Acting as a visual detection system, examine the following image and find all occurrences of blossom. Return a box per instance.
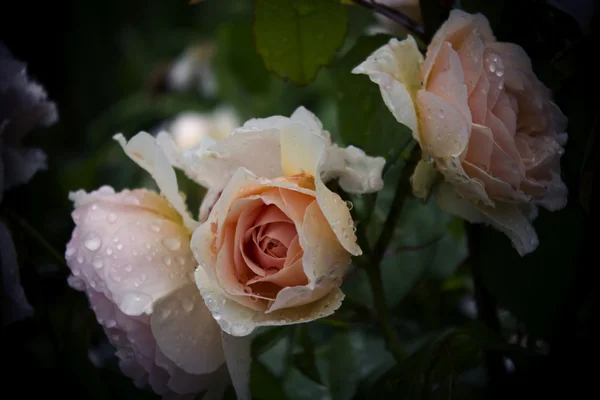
[65,183,249,397]
[118,106,385,336]
[169,107,239,152]
[353,10,568,255]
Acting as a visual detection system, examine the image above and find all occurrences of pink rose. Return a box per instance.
[115,107,385,336]
[353,10,568,255]
[65,187,249,399]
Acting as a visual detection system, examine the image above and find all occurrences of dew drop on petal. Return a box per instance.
[162,237,181,251]
[106,248,113,256]
[107,213,118,223]
[77,255,84,264]
[125,264,133,272]
[93,259,104,269]
[150,223,161,233]
[181,298,194,312]
[161,308,172,320]
[345,201,353,210]
[106,320,117,328]
[163,256,172,266]
[66,247,76,257]
[84,233,102,251]
[176,256,186,265]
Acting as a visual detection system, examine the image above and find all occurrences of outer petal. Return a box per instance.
[195,266,344,336]
[114,132,198,231]
[66,187,194,316]
[322,145,385,194]
[279,122,362,256]
[151,284,225,375]
[352,36,423,138]
[436,182,539,255]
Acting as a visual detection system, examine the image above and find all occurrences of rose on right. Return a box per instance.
[353,9,568,255]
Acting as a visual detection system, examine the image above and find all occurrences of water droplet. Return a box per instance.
[106,319,117,328]
[116,243,123,250]
[77,255,84,264]
[439,110,445,119]
[73,269,81,276]
[107,213,118,223]
[344,200,353,210]
[90,281,97,288]
[145,243,151,250]
[91,203,98,211]
[124,264,133,272]
[93,259,104,269]
[66,247,76,257]
[495,69,504,77]
[162,237,181,251]
[84,233,102,251]
[106,248,113,256]
[181,298,194,312]
[161,308,172,320]
[118,292,152,315]
[112,237,119,243]
[163,256,172,266]
[489,63,497,73]
[176,256,186,265]
[150,223,160,233]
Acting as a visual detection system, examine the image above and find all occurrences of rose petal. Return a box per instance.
[416,90,470,158]
[151,284,225,375]
[410,158,441,200]
[352,36,423,139]
[194,266,344,336]
[465,123,494,169]
[322,145,386,194]
[114,132,198,231]
[426,42,471,124]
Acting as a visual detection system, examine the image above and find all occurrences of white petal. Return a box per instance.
[114,132,198,231]
[195,267,344,336]
[322,145,385,194]
[352,36,423,139]
[221,332,252,400]
[151,283,225,375]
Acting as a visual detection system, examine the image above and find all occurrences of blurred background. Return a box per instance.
[1,0,598,399]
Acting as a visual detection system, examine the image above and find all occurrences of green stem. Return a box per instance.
[359,154,418,363]
[3,209,68,269]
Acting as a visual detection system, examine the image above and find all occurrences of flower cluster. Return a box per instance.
[65,107,385,398]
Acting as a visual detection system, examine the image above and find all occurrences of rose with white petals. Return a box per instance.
[353,10,568,256]
[169,107,239,152]
[65,186,250,399]
[116,106,385,336]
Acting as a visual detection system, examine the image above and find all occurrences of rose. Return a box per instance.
[65,185,250,399]
[169,107,239,152]
[118,106,385,336]
[353,10,568,255]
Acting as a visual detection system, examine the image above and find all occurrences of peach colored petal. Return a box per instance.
[465,124,494,169]
[248,258,307,288]
[426,42,471,124]
[410,158,441,200]
[194,267,344,336]
[468,71,490,124]
[416,90,470,158]
[489,142,522,188]
[485,110,521,161]
[493,92,517,136]
[259,222,296,248]
[279,189,316,230]
[483,49,506,111]
[456,28,485,96]
[284,235,303,268]
[235,203,264,278]
[254,204,291,226]
[463,161,528,202]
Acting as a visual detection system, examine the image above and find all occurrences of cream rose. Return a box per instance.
[117,106,385,336]
[353,10,568,255]
[65,185,250,399]
[169,107,239,152]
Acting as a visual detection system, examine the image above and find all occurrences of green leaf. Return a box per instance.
[317,330,362,400]
[250,361,289,400]
[251,326,289,358]
[479,205,584,337]
[368,321,536,399]
[291,325,323,384]
[334,34,413,159]
[254,0,349,84]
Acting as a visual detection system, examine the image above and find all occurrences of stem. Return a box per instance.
[359,156,418,363]
[352,0,427,42]
[467,223,508,387]
[3,209,68,269]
